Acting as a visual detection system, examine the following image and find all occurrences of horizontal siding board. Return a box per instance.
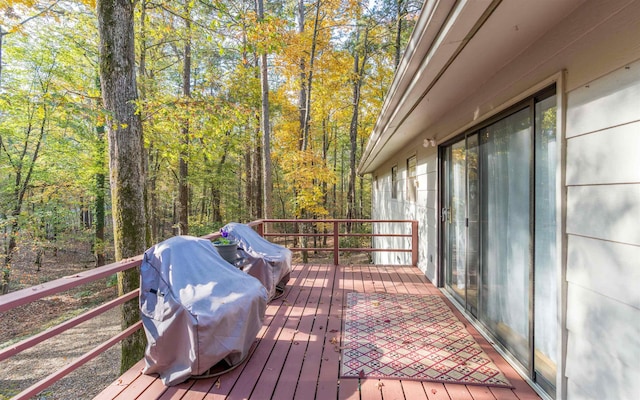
[566,184,640,245]
[566,121,640,185]
[566,59,640,138]
[566,285,640,400]
[567,235,640,308]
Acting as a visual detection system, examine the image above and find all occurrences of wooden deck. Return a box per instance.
[95,264,541,400]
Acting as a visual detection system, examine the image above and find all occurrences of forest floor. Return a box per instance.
[0,234,372,399]
[0,236,120,400]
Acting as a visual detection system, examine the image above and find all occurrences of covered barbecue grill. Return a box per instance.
[222,222,292,301]
[139,235,268,386]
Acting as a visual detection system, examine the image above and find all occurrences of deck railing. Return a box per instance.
[0,218,418,399]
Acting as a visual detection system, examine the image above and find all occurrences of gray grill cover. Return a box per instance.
[139,235,267,386]
[222,223,292,301]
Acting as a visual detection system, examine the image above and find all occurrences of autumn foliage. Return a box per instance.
[0,0,422,285]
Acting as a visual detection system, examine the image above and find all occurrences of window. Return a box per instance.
[407,156,416,202]
[391,165,398,199]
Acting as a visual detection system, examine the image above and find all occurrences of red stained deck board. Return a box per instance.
[293,265,337,399]
[136,378,169,399]
[275,264,327,399]
[359,379,384,399]
[315,264,346,400]
[466,385,498,400]
[490,387,521,400]
[221,265,317,399]
[94,359,147,399]
[423,382,451,400]
[379,379,408,399]
[400,380,430,399]
[249,264,319,399]
[269,265,323,400]
[337,265,360,400]
[165,379,213,400]
[98,264,542,400]
[442,383,475,400]
[112,368,158,399]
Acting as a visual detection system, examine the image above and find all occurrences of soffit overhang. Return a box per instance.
[358,0,584,175]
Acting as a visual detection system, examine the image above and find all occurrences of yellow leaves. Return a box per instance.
[6,0,37,7]
[275,144,337,217]
[8,24,24,34]
[246,13,288,54]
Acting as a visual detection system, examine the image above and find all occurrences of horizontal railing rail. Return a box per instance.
[257,218,418,266]
[0,218,418,399]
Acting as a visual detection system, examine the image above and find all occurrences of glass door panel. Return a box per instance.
[478,107,532,366]
[444,140,467,303]
[534,95,558,391]
[466,134,479,316]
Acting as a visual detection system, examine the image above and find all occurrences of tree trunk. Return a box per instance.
[297,0,306,151]
[394,0,405,69]
[0,29,4,89]
[347,26,370,231]
[208,132,229,224]
[245,141,253,219]
[347,46,361,227]
[97,0,147,373]
[95,115,107,266]
[178,1,192,235]
[1,97,46,294]
[92,76,107,267]
[254,130,263,218]
[300,0,321,151]
[256,0,272,219]
[138,0,152,246]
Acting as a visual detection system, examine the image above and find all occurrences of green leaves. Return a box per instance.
[1,0,420,247]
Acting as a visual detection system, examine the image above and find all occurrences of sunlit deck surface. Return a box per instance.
[95,264,541,400]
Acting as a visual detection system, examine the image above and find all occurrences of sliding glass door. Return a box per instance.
[440,88,558,397]
[479,106,532,366]
[443,140,468,307]
[443,136,479,316]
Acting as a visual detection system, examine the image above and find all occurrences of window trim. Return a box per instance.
[391,165,398,199]
[407,155,417,202]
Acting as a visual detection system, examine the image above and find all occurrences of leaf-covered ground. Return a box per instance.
[0,236,119,399]
[0,236,117,346]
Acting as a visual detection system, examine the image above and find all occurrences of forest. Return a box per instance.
[0,0,422,295]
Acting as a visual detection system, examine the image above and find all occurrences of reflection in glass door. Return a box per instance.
[443,137,478,315]
[533,95,558,392]
[440,88,558,398]
[466,134,479,315]
[443,141,466,305]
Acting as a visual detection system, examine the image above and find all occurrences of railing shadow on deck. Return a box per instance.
[0,218,418,399]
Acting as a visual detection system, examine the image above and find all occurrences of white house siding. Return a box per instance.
[564,60,640,400]
[371,142,438,280]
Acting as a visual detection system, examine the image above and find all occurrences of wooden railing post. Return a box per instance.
[256,220,264,237]
[412,220,419,266]
[333,220,339,265]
